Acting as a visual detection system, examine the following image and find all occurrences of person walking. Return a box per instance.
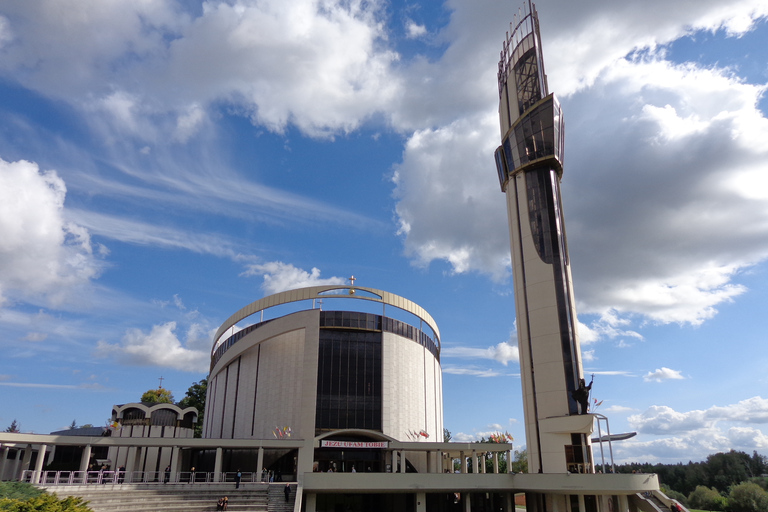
[284,484,291,502]
[235,469,241,489]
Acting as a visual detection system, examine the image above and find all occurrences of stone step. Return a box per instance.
[46,486,279,512]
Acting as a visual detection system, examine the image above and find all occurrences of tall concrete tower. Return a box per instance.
[494,2,594,475]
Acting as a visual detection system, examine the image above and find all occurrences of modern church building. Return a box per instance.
[0,2,685,512]
[204,285,445,479]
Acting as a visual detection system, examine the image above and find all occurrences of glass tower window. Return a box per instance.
[315,328,382,432]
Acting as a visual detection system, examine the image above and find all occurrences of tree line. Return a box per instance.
[616,450,768,511]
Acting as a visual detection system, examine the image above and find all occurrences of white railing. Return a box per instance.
[22,470,281,486]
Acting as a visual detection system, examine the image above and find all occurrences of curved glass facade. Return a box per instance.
[315,328,382,432]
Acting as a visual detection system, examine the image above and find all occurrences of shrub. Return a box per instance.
[0,483,44,501]
[0,493,92,512]
[726,482,768,512]
[662,486,688,507]
[688,485,726,511]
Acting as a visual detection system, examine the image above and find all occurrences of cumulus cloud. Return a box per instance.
[389,0,768,331]
[0,0,400,138]
[392,113,510,281]
[643,367,685,382]
[242,261,347,295]
[4,0,765,332]
[95,321,209,372]
[611,396,768,462]
[538,0,768,95]
[728,426,768,449]
[629,396,768,435]
[0,157,103,308]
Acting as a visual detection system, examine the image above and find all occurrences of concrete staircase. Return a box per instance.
[268,484,296,512]
[43,483,296,512]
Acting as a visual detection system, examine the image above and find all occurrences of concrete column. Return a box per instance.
[426,451,432,473]
[502,492,513,512]
[33,444,47,483]
[213,447,223,482]
[416,491,426,512]
[79,445,91,473]
[618,494,629,512]
[125,446,143,483]
[256,447,264,475]
[19,445,33,480]
[460,451,466,473]
[507,450,512,472]
[463,492,472,512]
[482,452,487,474]
[170,447,181,482]
[134,447,144,482]
[493,452,499,474]
[0,447,8,481]
[10,451,20,481]
[305,493,316,512]
[471,450,478,474]
[124,446,136,482]
[578,494,586,512]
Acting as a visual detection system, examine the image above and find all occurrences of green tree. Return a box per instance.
[707,451,752,494]
[443,428,452,443]
[472,433,515,474]
[178,378,207,438]
[688,485,726,511]
[509,449,528,474]
[4,420,19,433]
[68,420,77,430]
[726,482,768,512]
[140,387,174,404]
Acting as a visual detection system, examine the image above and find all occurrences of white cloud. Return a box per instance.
[613,397,768,462]
[241,262,347,295]
[452,426,517,443]
[22,332,48,342]
[728,427,768,449]
[392,113,510,281]
[538,0,768,95]
[174,103,207,142]
[602,405,636,414]
[628,396,768,436]
[66,208,244,259]
[0,157,103,307]
[442,341,519,366]
[0,15,12,47]
[441,366,504,378]
[643,367,685,382]
[0,0,400,138]
[95,321,209,373]
[389,1,768,329]
[405,20,427,39]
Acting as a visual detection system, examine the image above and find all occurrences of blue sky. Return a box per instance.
[1,0,767,465]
